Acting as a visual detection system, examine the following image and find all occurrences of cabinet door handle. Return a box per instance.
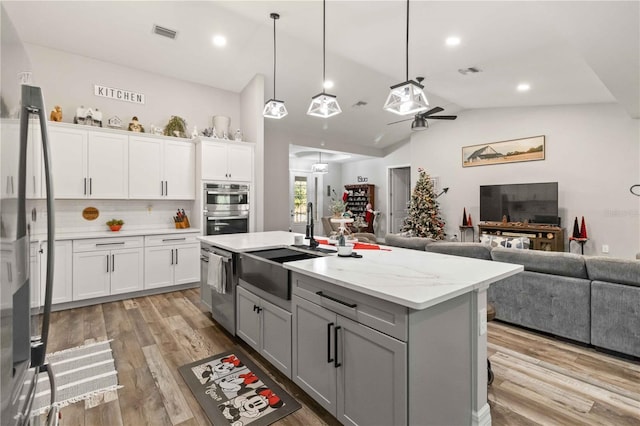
[33,175,36,194]
[161,181,164,196]
[111,254,115,272]
[170,249,174,265]
[11,176,14,193]
[89,177,92,195]
[334,326,341,368]
[327,322,334,363]
[165,181,168,196]
[106,255,109,272]
[175,248,178,264]
[84,178,87,195]
[316,291,357,309]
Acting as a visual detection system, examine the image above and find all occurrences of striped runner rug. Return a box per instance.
[31,340,121,416]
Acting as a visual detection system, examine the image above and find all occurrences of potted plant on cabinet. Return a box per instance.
[106,219,124,232]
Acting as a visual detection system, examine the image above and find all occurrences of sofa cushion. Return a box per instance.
[584,257,640,287]
[384,233,434,251]
[490,247,588,279]
[488,271,591,344]
[591,280,640,357]
[425,242,492,260]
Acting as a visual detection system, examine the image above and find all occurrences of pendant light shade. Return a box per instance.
[264,13,288,119]
[307,0,341,118]
[308,93,342,118]
[311,152,329,174]
[383,0,429,116]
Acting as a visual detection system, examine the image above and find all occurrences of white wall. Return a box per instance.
[339,141,412,237]
[410,103,640,259]
[25,44,241,136]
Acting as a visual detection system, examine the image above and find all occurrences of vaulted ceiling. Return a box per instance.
[4,1,638,150]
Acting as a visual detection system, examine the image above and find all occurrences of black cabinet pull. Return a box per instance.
[111,254,115,272]
[84,178,87,195]
[316,291,357,308]
[170,249,174,265]
[106,255,109,272]
[334,326,341,368]
[160,180,164,196]
[89,177,92,195]
[327,322,334,363]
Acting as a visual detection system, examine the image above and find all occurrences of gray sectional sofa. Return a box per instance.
[383,234,640,358]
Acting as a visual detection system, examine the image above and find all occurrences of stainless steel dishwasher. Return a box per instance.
[200,243,236,335]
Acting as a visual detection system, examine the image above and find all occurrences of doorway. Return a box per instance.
[289,171,321,234]
[388,166,411,234]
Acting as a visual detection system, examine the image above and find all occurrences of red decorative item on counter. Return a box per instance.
[468,214,472,226]
[343,190,349,202]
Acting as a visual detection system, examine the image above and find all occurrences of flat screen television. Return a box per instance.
[480,182,559,224]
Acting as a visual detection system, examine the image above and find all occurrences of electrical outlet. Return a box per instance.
[479,308,487,335]
[602,244,609,253]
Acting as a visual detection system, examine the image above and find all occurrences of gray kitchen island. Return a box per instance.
[199,231,522,426]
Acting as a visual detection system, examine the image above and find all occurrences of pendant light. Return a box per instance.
[383,0,429,116]
[307,0,341,118]
[311,152,329,174]
[263,13,288,119]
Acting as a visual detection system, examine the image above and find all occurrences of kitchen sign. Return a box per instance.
[94,84,145,104]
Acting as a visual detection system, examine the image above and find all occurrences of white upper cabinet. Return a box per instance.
[199,139,253,182]
[129,135,195,199]
[49,125,128,199]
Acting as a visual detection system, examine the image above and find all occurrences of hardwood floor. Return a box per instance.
[42,289,640,425]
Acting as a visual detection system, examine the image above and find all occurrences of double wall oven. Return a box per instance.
[203,183,249,235]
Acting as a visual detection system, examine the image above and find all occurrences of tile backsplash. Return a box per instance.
[29,199,196,234]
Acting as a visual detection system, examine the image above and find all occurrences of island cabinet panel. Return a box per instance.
[292,277,408,425]
[236,285,292,378]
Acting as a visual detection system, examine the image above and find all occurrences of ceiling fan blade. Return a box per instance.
[427,115,457,120]
[387,117,414,125]
[421,106,444,116]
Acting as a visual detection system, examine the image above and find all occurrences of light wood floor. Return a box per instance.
[42,289,640,425]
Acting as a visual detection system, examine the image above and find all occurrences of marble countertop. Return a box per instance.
[198,231,306,252]
[31,227,201,242]
[199,231,523,310]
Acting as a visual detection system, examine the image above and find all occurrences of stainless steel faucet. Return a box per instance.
[306,202,319,248]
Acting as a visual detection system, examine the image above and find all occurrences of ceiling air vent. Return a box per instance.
[153,24,178,40]
[458,66,482,75]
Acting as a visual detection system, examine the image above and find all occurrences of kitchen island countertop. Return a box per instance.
[198,231,522,310]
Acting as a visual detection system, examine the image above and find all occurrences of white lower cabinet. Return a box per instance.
[144,233,200,289]
[236,285,292,378]
[40,240,73,305]
[72,237,143,301]
[292,280,407,425]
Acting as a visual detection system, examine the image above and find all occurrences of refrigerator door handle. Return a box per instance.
[21,85,56,368]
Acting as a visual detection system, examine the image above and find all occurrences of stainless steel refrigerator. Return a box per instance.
[1,5,57,425]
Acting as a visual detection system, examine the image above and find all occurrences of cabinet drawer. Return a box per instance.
[144,233,199,247]
[73,236,143,252]
[292,272,408,341]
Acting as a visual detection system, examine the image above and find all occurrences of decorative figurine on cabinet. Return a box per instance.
[107,116,122,129]
[128,116,145,132]
[49,105,62,122]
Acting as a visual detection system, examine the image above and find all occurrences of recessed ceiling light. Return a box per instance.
[212,35,227,47]
[517,83,531,92]
[323,80,334,89]
[446,36,461,46]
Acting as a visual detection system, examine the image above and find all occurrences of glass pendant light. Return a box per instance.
[311,152,329,174]
[383,0,429,116]
[307,0,341,118]
[263,13,288,119]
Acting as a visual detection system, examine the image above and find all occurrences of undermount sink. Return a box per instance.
[248,247,322,264]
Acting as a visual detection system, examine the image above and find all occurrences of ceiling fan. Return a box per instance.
[387,79,457,131]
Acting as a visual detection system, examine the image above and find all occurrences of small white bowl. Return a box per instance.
[337,244,354,257]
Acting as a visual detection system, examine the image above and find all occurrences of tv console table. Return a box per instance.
[478,222,565,252]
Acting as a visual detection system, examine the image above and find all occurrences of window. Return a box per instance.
[293,177,307,223]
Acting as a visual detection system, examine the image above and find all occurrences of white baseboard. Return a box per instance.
[472,403,492,426]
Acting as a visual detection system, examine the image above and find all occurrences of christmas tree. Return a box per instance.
[400,168,446,239]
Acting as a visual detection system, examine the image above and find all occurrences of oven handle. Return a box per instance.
[206,216,248,220]
[207,191,249,195]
